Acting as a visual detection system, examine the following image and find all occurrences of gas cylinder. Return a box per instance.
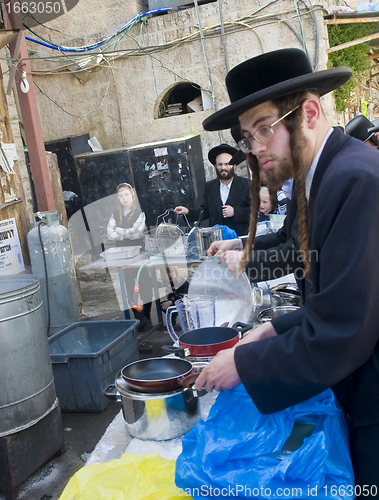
[27,211,80,336]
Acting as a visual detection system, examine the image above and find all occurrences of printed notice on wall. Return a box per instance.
[0,218,25,275]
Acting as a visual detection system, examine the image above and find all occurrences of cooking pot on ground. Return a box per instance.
[162,321,253,358]
[104,361,208,440]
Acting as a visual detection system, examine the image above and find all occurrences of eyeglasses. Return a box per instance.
[238,105,300,153]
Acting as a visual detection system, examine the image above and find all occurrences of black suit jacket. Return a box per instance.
[235,128,379,428]
[188,175,251,236]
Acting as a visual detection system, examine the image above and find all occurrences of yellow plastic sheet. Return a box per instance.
[59,452,193,500]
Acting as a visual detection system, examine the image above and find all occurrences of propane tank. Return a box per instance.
[27,211,80,336]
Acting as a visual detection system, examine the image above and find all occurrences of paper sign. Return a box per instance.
[154,147,168,157]
[0,143,17,174]
[0,217,25,275]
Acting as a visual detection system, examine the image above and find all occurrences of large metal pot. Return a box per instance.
[105,364,207,440]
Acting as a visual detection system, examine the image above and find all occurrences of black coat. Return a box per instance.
[235,127,379,428]
[188,175,251,236]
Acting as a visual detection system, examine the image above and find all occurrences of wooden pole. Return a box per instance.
[2,4,55,211]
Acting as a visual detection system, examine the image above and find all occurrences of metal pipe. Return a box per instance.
[193,0,216,110]
[218,0,229,73]
[193,0,223,141]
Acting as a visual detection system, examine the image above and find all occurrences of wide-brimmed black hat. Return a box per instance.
[345,115,379,142]
[203,48,352,131]
[208,144,239,165]
[229,128,246,166]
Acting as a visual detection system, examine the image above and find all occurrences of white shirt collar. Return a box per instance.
[220,179,233,205]
[305,127,333,200]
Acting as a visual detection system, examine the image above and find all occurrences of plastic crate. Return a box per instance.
[48,320,139,412]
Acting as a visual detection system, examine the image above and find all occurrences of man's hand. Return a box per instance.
[115,227,124,235]
[195,322,277,393]
[222,205,234,218]
[207,239,241,258]
[195,347,240,393]
[223,250,244,272]
[174,206,189,215]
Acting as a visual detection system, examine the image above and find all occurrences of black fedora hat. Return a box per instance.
[208,144,239,165]
[345,115,379,142]
[203,48,352,131]
[229,128,246,166]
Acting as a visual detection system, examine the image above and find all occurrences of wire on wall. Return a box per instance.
[15,1,323,118]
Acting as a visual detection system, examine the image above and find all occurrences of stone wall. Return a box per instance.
[27,0,332,180]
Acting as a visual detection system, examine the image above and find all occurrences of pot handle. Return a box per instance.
[161,345,188,357]
[231,321,253,338]
[104,384,121,402]
[252,286,264,308]
[166,305,180,343]
[180,372,206,397]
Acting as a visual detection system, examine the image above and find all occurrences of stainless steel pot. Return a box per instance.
[195,227,223,259]
[257,306,300,323]
[270,283,301,307]
[105,363,207,441]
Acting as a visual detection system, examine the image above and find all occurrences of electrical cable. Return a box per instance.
[23,7,187,52]
[125,32,206,93]
[299,0,320,69]
[294,0,310,61]
[13,4,323,70]
[16,1,322,118]
[32,65,113,118]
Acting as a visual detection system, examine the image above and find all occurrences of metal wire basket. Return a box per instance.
[144,210,190,258]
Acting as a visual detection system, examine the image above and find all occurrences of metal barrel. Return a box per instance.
[0,274,57,437]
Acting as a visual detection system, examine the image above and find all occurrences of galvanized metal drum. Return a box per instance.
[0,274,57,437]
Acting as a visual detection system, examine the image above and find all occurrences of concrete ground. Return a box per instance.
[7,268,172,500]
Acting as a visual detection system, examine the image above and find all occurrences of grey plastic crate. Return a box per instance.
[48,320,139,412]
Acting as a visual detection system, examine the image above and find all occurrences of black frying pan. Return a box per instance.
[121,357,198,393]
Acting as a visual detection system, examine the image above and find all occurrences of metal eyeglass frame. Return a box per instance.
[238,105,301,153]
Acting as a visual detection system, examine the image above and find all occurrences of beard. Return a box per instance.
[263,159,294,191]
[216,168,235,181]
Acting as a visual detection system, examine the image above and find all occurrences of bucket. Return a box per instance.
[0,275,57,437]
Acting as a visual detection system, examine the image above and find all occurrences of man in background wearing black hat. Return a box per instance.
[174,144,250,236]
[196,48,379,490]
[345,114,379,149]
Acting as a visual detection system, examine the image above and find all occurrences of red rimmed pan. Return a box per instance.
[120,357,199,393]
[163,321,252,358]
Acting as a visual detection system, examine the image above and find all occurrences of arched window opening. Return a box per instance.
[157,82,208,118]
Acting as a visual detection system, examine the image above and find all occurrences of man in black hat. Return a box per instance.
[345,114,379,149]
[174,144,250,236]
[196,48,379,489]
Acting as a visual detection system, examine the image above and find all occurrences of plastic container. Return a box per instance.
[48,320,139,412]
[100,246,141,262]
